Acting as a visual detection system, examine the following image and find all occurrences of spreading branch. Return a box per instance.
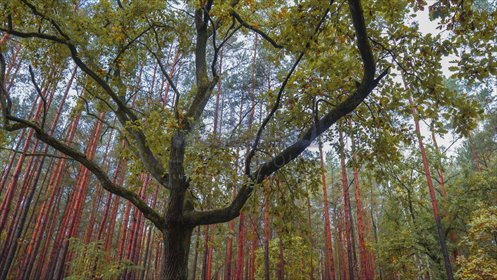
[5,115,166,229]
[231,11,283,49]
[189,0,388,226]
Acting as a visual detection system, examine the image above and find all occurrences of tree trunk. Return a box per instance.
[161,226,193,280]
[408,95,454,280]
[263,189,271,280]
[192,227,201,280]
[318,140,335,280]
[468,135,481,172]
[349,119,371,280]
[431,127,459,260]
[338,127,355,280]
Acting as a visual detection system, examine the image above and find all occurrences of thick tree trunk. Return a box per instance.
[161,226,193,280]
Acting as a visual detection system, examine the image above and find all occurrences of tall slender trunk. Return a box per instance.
[235,213,245,280]
[431,127,459,260]
[163,47,181,108]
[84,132,114,244]
[24,114,80,279]
[318,140,335,280]
[349,120,371,280]
[0,129,28,193]
[201,225,210,280]
[337,207,347,280]
[249,218,258,280]
[104,157,128,253]
[192,226,201,280]
[408,96,454,280]
[468,135,481,172]
[119,201,133,261]
[225,194,235,280]
[140,183,160,280]
[263,189,271,280]
[56,113,106,279]
[0,88,49,232]
[276,235,284,280]
[0,151,52,279]
[306,194,315,280]
[338,128,354,280]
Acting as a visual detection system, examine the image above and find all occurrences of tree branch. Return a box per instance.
[230,11,283,49]
[4,115,166,229]
[245,4,332,177]
[190,0,388,226]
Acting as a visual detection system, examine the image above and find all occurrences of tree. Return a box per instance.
[0,0,493,279]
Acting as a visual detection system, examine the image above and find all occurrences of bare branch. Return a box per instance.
[230,11,283,49]
[0,147,73,160]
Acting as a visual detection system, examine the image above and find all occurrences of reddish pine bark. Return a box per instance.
[0,129,27,193]
[163,47,181,107]
[0,87,50,233]
[192,226,201,280]
[141,183,160,279]
[318,140,336,280]
[338,128,355,280]
[0,75,58,250]
[235,213,245,280]
[96,160,122,240]
[409,96,454,280]
[83,131,114,244]
[206,225,214,280]
[54,113,106,279]
[103,157,128,253]
[468,135,481,172]
[22,108,80,278]
[5,50,23,92]
[201,225,210,280]
[0,155,51,278]
[349,120,371,280]
[43,168,79,280]
[431,128,459,260]
[119,201,133,261]
[124,174,150,279]
[339,207,348,280]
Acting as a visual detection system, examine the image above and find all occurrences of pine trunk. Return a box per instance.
[409,96,454,280]
[263,189,271,280]
[349,120,371,280]
[338,128,355,280]
[318,140,336,280]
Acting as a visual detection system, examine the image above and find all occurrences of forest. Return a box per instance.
[0,0,496,279]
